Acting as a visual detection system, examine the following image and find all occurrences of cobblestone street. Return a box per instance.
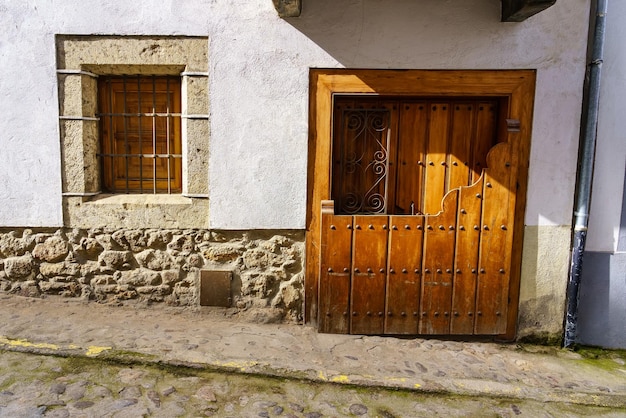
[0,295,625,417]
[0,350,624,418]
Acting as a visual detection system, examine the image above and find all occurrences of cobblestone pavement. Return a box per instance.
[0,294,625,417]
[1,350,625,417]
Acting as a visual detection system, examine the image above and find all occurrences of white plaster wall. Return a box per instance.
[586,1,626,253]
[0,0,590,231]
[0,2,63,227]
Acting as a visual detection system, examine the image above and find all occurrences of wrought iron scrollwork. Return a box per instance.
[336,108,390,214]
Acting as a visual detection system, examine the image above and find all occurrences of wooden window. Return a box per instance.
[98,75,182,194]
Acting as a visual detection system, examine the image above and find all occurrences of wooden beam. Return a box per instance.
[501,0,557,22]
[273,0,301,18]
[275,1,555,22]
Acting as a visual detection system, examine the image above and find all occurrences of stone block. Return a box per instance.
[5,255,34,280]
[0,231,36,257]
[39,280,78,294]
[79,238,104,259]
[243,248,283,270]
[39,262,67,278]
[92,275,116,286]
[147,230,172,250]
[136,285,171,296]
[184,119,209,195]
[161,269,181,285]
[93,284,118,294]
[117,269,161,287]
[57,74,83,116]
[60,37,208,71]
[33,236,70,263]
[60,120,88,193]
[135,250,174,271]
[112,230,147,252]
[98,250,134,270]
[186,253,204,269]
[11,281,40,297]
[203,244,244,263]
[241,273,277,299]
[113,289,139,300]
[185,76,208,115]
[167,235,197,255]
[80,261,101,277]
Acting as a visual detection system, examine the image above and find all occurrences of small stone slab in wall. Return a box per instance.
[272,0,301,17]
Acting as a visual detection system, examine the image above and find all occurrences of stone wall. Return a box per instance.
[0,228,304,323]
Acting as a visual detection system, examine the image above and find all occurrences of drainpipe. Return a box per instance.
[564,0,608,348]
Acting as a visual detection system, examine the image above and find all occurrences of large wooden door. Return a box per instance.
[306,70,535,340]
[318,96,516,335]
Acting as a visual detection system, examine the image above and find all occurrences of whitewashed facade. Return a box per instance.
[2,0,620,345]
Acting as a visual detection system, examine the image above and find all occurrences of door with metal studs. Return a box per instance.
[318,97,516,335]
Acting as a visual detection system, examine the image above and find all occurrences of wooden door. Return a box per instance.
[307,70,535,340]
[318,96,516,335]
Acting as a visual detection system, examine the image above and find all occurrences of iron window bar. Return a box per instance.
[98,154,183,158]
[137,75,143,193]
[106,76,115,193]
[123,76,130,193]
[152,76,157,194]
[166,76,172,194]
[96,112,182,117]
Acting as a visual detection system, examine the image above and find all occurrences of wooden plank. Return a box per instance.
[351,215,388,335]
[501,0,556,22]
[448,103,474,190]
[382,100,400,215]
[504,82,535,340]
[314,70,536,96]
[475,144,513,334]
[395,102,428,215]
[385,215,424,334]
[423,103,450,214]
[450,177,483,334]
[305,71,334,325]
[419,190,458,334]
[318,201,353,334]
[471,101,498,184]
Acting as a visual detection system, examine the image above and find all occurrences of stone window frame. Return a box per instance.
[56,35,209,229]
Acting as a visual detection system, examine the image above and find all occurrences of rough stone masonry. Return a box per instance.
[0,228,304,323]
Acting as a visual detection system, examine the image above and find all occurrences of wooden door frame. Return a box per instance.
[306,69,536,340]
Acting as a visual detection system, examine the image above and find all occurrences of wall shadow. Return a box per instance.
[283,0,503,69]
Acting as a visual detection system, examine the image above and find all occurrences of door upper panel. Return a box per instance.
[331,97,501,216]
